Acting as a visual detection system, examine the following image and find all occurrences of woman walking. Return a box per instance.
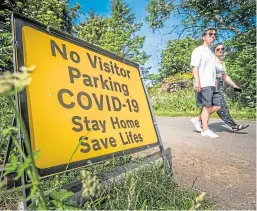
[213,43,249,132]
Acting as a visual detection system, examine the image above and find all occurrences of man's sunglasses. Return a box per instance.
[208,32,217,37]
[215,47,224,51]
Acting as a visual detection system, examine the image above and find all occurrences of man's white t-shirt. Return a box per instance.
[190,46,216,88]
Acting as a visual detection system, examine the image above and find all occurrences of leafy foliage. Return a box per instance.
[164,72,194,91]
[48,189,77,210]
[2,0,80,32]
[165,72,193,84]
[0,29,12,72]
[76,11,108,46]
[159,37,200,79]
[146,0,256,37]
[145,0,174,32]
[0,97,13,163]
[179,0,256,37]
[224,30,256,108]
[0,0,80,73]
[77,0,149,65]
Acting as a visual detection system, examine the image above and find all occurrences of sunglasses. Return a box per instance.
[215,47,224,51]
[208,32,217,37]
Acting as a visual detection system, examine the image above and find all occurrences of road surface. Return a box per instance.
[156,116,256,210]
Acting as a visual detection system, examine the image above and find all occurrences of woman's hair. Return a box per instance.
[212,42,224,51]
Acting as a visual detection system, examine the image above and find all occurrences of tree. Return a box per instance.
[145,0,174,32]
[145,0,256,38]
[77,0,149,65]
[76,11,108,46]
[224,31,256,108]
[0,0,80,72]
[159,37,200,79]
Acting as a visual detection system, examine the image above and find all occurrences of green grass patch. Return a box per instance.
[82,161,212,210]
[0,158,214,210]
[150,89,255,120]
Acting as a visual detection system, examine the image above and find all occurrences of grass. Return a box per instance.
[150,89,255,120]
[0,157,213,210]
[39,155,133,192]
[81,160,212,210]
[0,182,22,210]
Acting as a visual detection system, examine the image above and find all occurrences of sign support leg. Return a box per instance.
[153,120,172,174]
[138,67,172,175]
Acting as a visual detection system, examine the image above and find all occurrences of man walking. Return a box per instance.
[190,28,221,138]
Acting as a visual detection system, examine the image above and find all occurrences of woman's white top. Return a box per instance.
[216,62,226,79]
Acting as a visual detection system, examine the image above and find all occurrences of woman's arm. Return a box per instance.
[222,62,240,88]
[222,73,240,88]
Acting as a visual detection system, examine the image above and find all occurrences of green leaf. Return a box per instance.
[3,155,18,176]
[49,189,74,202]
[14,158,30,180]
[140,199,148,210]
[33,149,41,160]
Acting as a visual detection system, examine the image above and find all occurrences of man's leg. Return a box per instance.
[196,88,221,128]
[200,87,220,138]
[201,106,211,130]
[191,87,220,133]
[191,90,204,132]
[200,106,219,138]
[199,105,220,122]
[191,115,202,132]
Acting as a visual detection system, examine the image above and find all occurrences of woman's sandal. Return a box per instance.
[232,124,249,132]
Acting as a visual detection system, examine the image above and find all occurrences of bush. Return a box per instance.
[165,72,193,84]
[0,97,14,164]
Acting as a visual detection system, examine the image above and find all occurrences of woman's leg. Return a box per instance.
[216,94,237,127]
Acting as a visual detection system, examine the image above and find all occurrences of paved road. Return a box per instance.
[156,116,256,210]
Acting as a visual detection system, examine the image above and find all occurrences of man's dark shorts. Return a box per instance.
[196,86,221,107]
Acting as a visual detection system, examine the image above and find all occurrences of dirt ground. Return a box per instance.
[171,144,256,210]
[135,116,256,210]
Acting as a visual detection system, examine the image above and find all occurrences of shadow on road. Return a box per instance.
[209,122,248,134]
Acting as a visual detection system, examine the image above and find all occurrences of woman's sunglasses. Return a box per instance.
[215,47,224,52]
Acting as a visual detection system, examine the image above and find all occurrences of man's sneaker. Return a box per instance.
[201,129,219,138]
[190,118,202,132]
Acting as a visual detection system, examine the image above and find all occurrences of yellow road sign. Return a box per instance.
[15,18,159,173]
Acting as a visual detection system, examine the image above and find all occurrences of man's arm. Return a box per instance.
[192,66,201,92]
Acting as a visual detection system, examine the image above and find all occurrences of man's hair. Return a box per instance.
[202,27,216,37]
[212,42,224,51]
